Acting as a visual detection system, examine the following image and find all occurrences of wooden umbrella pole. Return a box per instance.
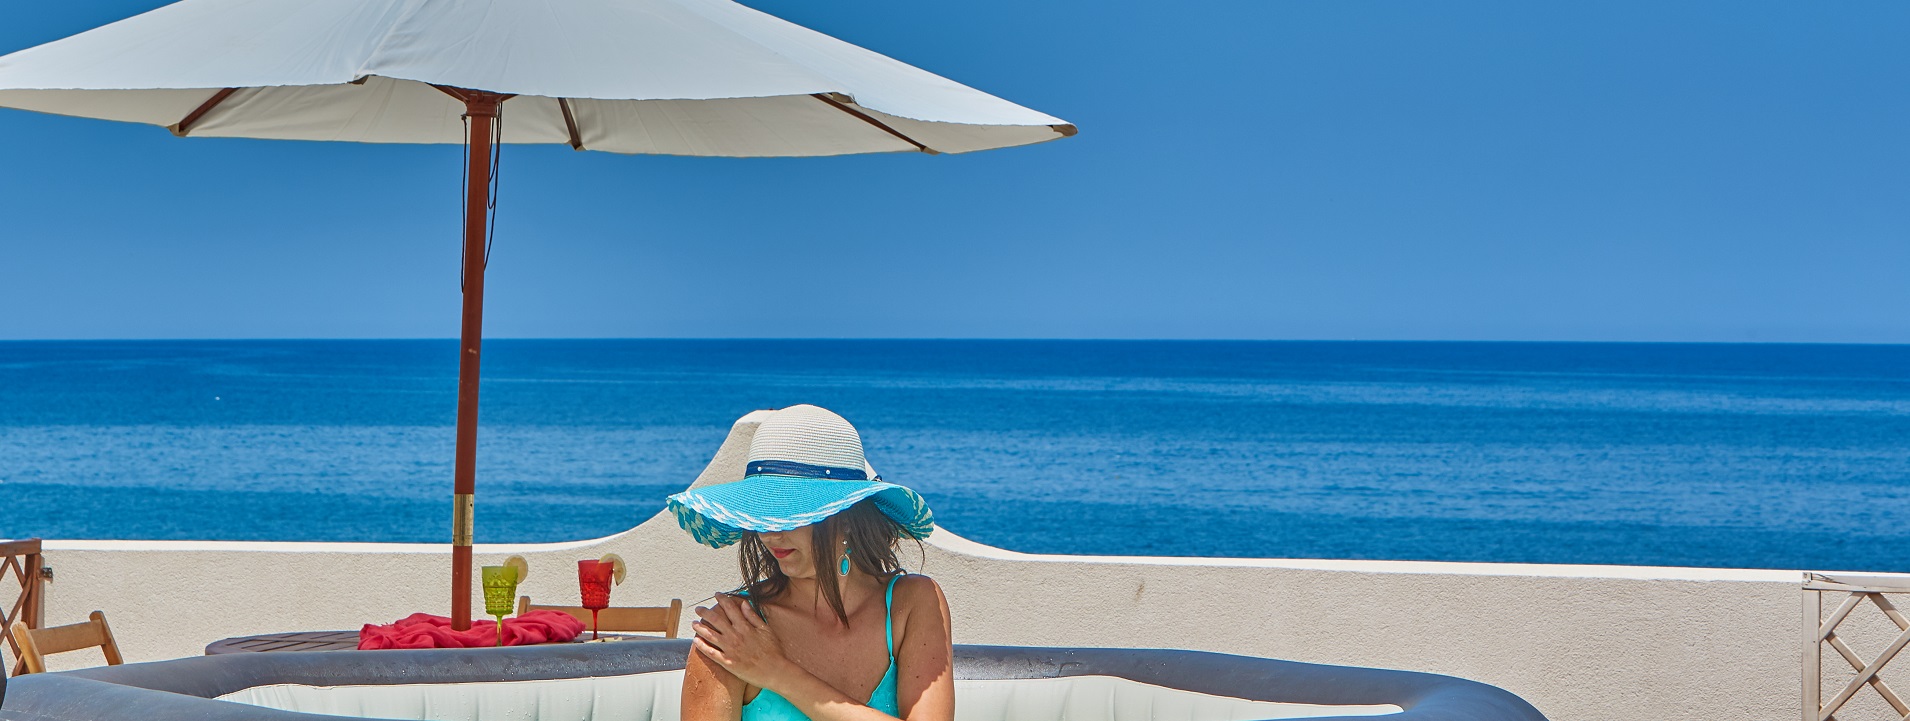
[448,89,506,631]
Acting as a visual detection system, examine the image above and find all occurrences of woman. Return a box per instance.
[667,405,956,721]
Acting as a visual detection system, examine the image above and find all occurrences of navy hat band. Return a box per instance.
[746,459,872,481]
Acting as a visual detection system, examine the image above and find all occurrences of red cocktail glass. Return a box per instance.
[578,559,613,640]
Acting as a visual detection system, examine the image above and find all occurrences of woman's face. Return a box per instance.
[757,524,826,579]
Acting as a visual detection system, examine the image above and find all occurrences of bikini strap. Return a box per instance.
[883,575,901,656]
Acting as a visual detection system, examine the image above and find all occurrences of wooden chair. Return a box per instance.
[516,596,683,638]
[10,611,122,674]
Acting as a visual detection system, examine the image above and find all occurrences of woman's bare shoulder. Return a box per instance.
[892,573,949,615]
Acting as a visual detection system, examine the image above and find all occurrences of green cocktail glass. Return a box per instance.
[481,565,519,647]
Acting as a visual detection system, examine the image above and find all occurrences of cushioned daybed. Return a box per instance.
[0,640,1546,721]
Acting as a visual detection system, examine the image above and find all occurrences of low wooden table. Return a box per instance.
[206,631,362,655]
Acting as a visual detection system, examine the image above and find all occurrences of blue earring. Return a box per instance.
[839,545,852,576]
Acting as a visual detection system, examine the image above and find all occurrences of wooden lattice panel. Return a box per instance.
[1805,572,1910,721]
[0,538,45,676]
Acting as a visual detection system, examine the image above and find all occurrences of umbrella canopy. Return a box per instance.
[0,0,1073,629]
[0,0,1073,154]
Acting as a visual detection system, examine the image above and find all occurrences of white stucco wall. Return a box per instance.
[29,412,1805,721]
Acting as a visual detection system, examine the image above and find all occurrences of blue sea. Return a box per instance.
[1,340,1907,572]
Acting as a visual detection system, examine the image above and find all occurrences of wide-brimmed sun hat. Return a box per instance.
[666,404,934,549]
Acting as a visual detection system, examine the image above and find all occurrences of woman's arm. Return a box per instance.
[681,640,747,721]
[693,596,896,721]
[888,575,956,721]
[691,578,956,721]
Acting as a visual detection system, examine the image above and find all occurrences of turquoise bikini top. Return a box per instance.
[740,575,902,721]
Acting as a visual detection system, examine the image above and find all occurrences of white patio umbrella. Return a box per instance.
[0,0,1073,629]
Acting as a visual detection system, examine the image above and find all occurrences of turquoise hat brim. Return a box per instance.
[666,475,934,549]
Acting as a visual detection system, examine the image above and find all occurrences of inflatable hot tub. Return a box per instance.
[0,640,1546,721]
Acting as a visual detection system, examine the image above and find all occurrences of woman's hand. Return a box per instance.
[692,594,793,691]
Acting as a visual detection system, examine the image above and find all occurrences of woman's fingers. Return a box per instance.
[694,604,732,634]
[692,619,723,645]
[691,605,734,653]
[725,595,769,630]
[691,636,730,665]
[716,595,753,630]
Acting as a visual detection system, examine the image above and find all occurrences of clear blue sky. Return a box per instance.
[1,1,1904,342]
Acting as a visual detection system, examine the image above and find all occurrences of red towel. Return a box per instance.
[357,610,586,650]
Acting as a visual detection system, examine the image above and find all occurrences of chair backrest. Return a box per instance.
[515,597,683,638]
[10,611,122,675]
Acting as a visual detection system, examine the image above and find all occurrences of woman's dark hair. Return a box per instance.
[739,498,923,626]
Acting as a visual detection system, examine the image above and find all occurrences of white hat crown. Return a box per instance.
[748,404,867,472]
[668,404,931,548]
